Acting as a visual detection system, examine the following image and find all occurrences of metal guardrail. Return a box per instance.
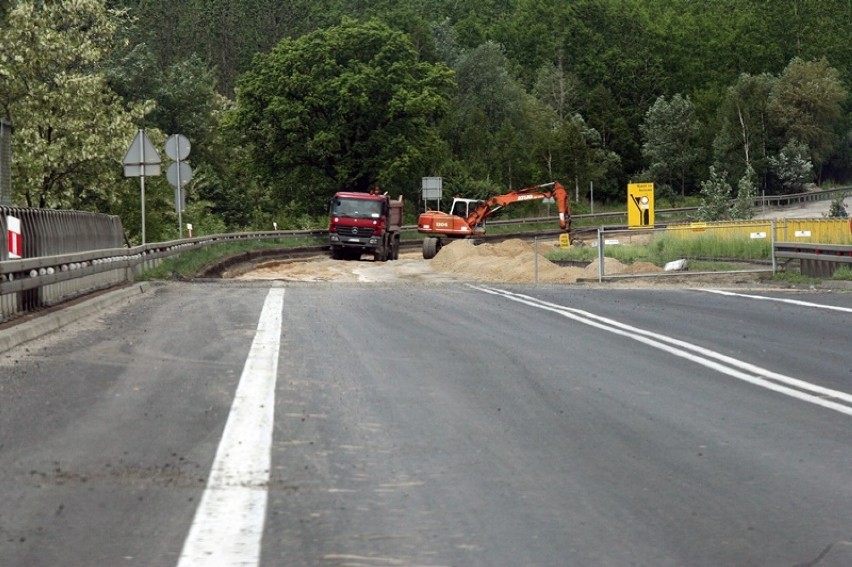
[1,207,128,322]
[757,186,850,208]
[0,229,325,322]
[774,242,852,277]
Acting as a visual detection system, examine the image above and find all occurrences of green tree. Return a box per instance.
[148,55,221,147]
[827,192,849,218]
[529,108,614,206]
[454,41,525,136]
[695,165,733,221]
[0,0,151,209]
[530,60,619,204]
[753,1,852,83]
[731,165,756,219]
[713,73,777,192]
[227,18,455,214]
[105,22,268,234]
[442,40,532,191]
[768,57,847,182]
[640,94,701,199]
[580,84,634,200]
[118,0,341,96]
[430,18,463,66]
[767,139,813,193]
[532,57,579,122]
[106,46,222,154]
[427,0,514,48]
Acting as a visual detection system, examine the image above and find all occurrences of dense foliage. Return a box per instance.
[227,19,454,216]
[1,0,849,241]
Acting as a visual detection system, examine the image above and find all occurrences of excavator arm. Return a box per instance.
[417,180,572,259]
[465,181,572,232]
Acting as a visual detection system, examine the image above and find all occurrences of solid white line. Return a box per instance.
[701,289,852,313]
[473,286,852,417]
[178,288,285,567]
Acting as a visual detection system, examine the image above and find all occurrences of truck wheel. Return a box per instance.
[391,237,400,260]
[374,247,388,262]
[422,237,440,259]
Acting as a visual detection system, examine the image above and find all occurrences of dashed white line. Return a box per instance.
[178,288,284,567]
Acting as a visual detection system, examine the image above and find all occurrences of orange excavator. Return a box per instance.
[417,181,572,259]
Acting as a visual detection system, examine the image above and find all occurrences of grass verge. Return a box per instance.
[831,266,852,281]
[546,233,772,268]
[769,272,821,285]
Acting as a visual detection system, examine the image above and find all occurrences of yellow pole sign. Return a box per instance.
[628,183,654,228]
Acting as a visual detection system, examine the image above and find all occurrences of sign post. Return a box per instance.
[123,130,162,244]
[165,134,192,238]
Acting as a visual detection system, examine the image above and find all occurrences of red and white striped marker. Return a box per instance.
[6,215,22,259]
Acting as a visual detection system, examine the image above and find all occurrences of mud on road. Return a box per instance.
[231,249,468,284]
[232,239,588,284]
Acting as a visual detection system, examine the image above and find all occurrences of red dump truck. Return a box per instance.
[328,191,404,261]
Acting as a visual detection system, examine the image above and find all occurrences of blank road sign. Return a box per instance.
[123,130,161,177]
[165,134,191,161]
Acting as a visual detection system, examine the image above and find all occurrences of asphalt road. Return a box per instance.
[1,281,851,566]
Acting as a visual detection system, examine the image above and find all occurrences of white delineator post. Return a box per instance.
[6,215,21,259]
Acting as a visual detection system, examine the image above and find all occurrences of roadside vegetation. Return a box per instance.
[545,230,852,283]
[769,267,852,283]
[547,233,771,266]
[831,267,852,281]
[138,237,325,280]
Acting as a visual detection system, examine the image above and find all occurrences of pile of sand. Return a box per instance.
[429,239,662,283]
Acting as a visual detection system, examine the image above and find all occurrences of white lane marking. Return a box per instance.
[701,289,852,313]
[472,286,852,417]
[178,288,285,567]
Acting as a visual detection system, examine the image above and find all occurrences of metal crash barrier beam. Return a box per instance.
[0,220,325,323]
[774,242,852,278]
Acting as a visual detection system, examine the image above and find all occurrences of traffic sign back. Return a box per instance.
[165,134,191,161]
[123,130,161,177]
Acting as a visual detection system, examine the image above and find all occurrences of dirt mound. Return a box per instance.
[430,239,583,283]
[429,239,636,283]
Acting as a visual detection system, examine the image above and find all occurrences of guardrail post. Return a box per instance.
[771,219,777,274]
[597,227,604,282]
[534,237,538,284]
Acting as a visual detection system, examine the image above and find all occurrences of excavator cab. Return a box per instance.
[449,197,486,232]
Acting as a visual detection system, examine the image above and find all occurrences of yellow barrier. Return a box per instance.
[666,219,852,245]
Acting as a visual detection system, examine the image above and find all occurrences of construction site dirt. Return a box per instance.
[230,195,851,288]
[232,238,774,288]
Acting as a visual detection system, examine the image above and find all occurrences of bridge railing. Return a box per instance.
[1,207,124,260]
[0,229,324,323]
